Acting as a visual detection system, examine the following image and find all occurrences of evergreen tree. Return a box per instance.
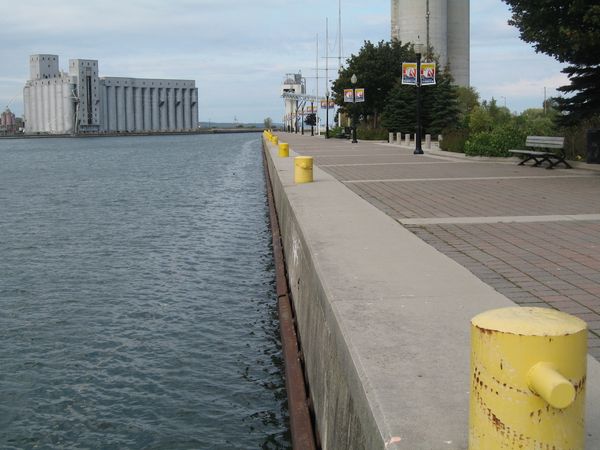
[381,68,459,135]
[381,82,416,133]
[331,40,414,128]
[502,0,600,123]
[427,70,460,135]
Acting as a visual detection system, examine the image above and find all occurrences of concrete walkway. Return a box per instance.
[265,134,600,448]
[281,133,600,360]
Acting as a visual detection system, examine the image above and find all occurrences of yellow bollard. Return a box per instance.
[469,307,587,449]
[294,156,313,184]
[278,143,289,158]
[272,135,279,145]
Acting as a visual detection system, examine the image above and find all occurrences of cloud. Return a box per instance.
[0,0,570,120]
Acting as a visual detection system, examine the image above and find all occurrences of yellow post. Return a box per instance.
[272,135,279,145]
[279,143,289,158]
[294,156,313,184]
[469,307,587,449]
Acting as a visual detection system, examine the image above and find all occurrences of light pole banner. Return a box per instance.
[421,63,437,85]
[321,100,335,109]
[344,89,355,103]
[354,88,365,103]
[402,63,418,85]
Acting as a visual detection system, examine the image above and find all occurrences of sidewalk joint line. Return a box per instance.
[398,214,600,225]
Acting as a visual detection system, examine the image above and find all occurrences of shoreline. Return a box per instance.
[0,128,264,140]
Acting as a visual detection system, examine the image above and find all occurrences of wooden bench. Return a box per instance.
[509,136,572,169]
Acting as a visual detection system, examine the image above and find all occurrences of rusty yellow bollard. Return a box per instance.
[469,307,587,449]
[294,156,313,184]
[278,143,289,158]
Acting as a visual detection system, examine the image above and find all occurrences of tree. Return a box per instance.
[501,0,600,123]
[331,40,414,128]
[263,117,273,129]
[304,114,316,126]
[381,68,459,135]
[381,83,417,133]
[427,69,461,135]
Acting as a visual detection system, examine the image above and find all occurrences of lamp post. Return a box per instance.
[414,43,424,155]
[325,87,330,139]
[351,73,358,144]
[310,101,314,136]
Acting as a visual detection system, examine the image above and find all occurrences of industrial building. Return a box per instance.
[23,54,198,134]
[391,0,470,86]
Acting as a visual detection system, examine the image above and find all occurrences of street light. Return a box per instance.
[351,73,358,144]
[414,43,424,155]
[325,86,330,139]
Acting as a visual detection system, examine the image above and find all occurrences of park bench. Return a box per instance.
[509,136,572,169]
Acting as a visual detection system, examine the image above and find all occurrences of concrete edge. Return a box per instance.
[263,136,600,449]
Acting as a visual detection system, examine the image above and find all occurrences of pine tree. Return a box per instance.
[381,82,416,133]
[502,0,600,123]
[427,70,460,135]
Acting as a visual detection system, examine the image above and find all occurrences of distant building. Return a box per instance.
[23,54,199,134]
[1,108,16,127]
[281,74,306,132]
[0,108,18,134]
[391,0,470,86]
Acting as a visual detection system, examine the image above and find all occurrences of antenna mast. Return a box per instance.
[338,0,343,72]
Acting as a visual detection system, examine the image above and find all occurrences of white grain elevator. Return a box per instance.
[391,0,470,86]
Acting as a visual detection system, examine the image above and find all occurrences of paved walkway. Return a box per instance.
[279,132,600,360]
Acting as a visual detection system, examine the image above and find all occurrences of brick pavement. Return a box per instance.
[279,133,600,359]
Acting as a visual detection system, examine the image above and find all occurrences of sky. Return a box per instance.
[0,0,568,123]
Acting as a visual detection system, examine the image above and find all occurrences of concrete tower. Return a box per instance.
[391,0,470,86]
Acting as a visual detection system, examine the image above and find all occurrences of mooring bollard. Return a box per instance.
[294,156,313,184]
[278,142,289,158]
[469,307,587,449]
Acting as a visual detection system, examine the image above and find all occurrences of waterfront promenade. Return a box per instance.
[282,133,600,360]
[264,132,600,449]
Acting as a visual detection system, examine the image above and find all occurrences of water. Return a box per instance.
[0,133,290,449]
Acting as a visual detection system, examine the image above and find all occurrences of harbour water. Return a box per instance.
[0,134,290,449]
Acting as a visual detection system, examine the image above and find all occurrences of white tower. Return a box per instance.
[391,0,470,86]
[281,74,305,132]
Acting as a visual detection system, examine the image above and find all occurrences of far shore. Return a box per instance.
[0,128,266,140]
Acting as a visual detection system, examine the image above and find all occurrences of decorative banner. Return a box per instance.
[421,63,437,85]
[402,63,418,85]
[354,88,365,103]
[344,89,355,103]
[321,100,336,109]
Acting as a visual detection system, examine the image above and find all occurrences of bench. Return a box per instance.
[509,136,572,169]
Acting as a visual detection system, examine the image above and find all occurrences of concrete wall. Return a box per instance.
[263,138,600,449]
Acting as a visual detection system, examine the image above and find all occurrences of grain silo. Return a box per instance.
[391,0,470,86]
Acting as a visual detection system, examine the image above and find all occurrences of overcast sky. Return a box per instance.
[0,0,567,123]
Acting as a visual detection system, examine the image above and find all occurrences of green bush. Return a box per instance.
[464,123,527,157]
[440,128,468,153]
[328,126,346,139]
[357,127,389,140]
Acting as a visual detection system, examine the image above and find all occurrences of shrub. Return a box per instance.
[328,126,346,139]
[440,128,469,153]
[464,123,527,157]
[357,127,389,140]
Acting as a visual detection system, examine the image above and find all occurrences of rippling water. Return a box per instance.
[0,133,290,449]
